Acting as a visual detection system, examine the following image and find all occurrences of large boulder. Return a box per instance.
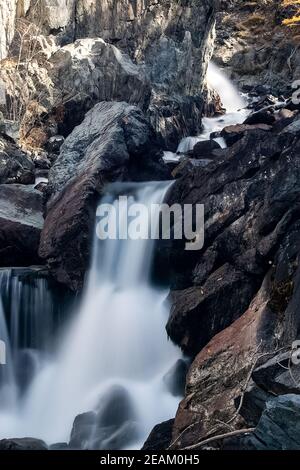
[0,438,47,450]
[48,38,150,135]
[0,134,35,184]
[0,184,44,266]
[249,395,300,450]
[166,118,300,356]
[69,385,138,450]
[39,101,168,290]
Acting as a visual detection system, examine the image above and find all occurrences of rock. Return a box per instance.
[192,139,221,159]
[252,351,300,395]
[170,218,300,448]
[235,380,271,427]
[47,135,64,154]
[69,411,97,449]
[163,359,189,397]
[0,134,35,184]
[172,157,213,179]
[250,395,300,450]
[39,101,169,290]
[220,123,272,146]
[148,93,204,152]
[167,124,300,347]
[244,108,276,126]
[0,438,47,450]
[48,38,150,135]
[49,442,69,450]
[96,385,136,429]
[167,263,258,356]
[142,419,174,451]
[32,151,51,170]
[0,0,18,59]
[280,117,300,136]
[1,1,217,149]
[0,184,43,266]
[98,422,139,451]
[69,385,138,450]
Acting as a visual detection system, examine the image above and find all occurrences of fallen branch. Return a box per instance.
[181,428,255,451]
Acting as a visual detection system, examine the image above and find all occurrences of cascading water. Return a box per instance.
[164,61,249,159]
[0,182,182,449]
[0,268,72,439]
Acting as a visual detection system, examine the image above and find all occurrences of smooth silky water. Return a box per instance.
[164,61,249,160]
[0,181,182,449]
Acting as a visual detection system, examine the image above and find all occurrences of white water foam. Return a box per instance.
[0,182,181,449]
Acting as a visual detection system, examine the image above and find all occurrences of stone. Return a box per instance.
[220,123,272,146]
[1,1,217,149]
[69,385,138,450]
[47,135,64,154]
[244,108,276,126]
[250,395,300,450]
[252,351,300,395]
[142,419,174,451]
[192,139,221,159]
[0,134,35,184]
[167,263,258,356]
[0,184,44,266]
[163,359,189,397]
[235,380,271,427]
[0,438,48,450]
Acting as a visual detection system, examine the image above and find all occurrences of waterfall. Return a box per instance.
[0,182,181,449]
[164,61,249,158]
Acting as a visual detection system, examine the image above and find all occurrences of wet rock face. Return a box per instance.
[167,107,300,449]
[166,114,300,356]
[0,184,43,266]
[39,101,169,290]
[0,135,35,184]
[0,437,48,450]
[69,385,139,450]
[250,395,300,450]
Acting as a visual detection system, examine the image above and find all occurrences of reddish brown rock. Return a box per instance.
[221,123,272,145]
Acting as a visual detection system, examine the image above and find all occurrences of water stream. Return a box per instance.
[0,62,246,450]
[0,182,181,449]
[164,62,249,161]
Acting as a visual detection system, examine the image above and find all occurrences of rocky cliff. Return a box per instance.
[0,0,217,149]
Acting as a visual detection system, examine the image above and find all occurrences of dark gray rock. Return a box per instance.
[0,135,35,184]
[167,264,258,356]
[0,438,48,450]
[142,419,174,451]
[192,139,221,159]
[49,442,69,450]
[0,184,43,266]
[250,394,300,450]
[235,380,271,427]
[163,359,189,397]
[252,351,300,395]
[47,135,64,154]
[69,385,138,450]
